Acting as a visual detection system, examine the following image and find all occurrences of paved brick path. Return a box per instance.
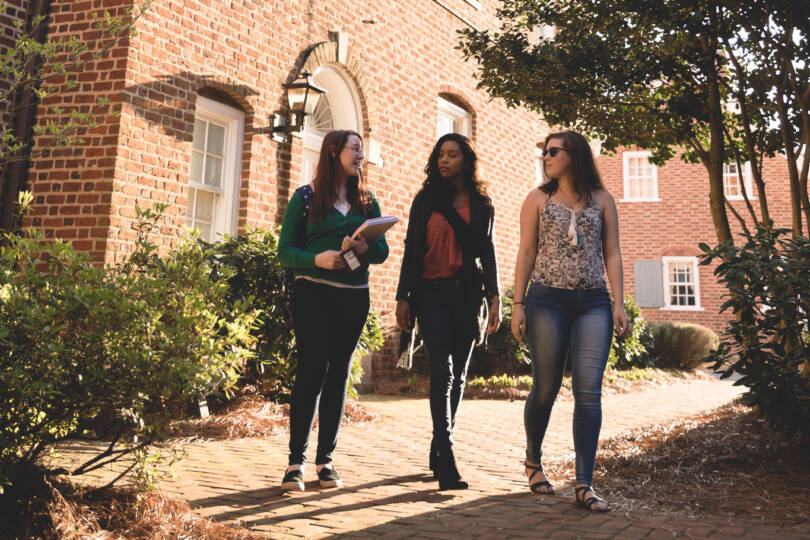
[61,376,810,538]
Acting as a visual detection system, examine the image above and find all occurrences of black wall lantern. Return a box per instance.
[272,71,326,143]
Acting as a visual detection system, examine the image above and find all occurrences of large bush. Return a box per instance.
[700,227,810,438]
[650,322,718,370]
[203,228,383,399]
[608,295,655,370]
[0,200,257,496]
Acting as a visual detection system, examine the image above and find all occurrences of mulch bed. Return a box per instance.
[169,390,379,442]
[542,403,810,525]
[375,368,711,401]
[42,483,264,540]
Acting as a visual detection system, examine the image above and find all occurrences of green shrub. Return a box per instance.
[608,295,655,370]
[650,322,718,370]
[700,227,810,438]
[202,228,383,399]
[472,288,531,376]
[0,199,257,494]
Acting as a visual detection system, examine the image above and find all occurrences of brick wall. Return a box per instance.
[24,0,132,258]
[598,149,793,335]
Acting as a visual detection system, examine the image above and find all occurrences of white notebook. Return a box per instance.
[352,216,399,242]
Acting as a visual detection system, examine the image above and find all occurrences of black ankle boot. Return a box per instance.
[429,439,438,478]
[436,447,468,490]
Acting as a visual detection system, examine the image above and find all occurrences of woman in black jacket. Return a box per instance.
[395,133,500,490]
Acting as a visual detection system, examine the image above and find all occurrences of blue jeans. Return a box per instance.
[417,276,476,453]
[523,284,612,486]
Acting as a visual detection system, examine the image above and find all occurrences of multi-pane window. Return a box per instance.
[662,257,701,309]
[186,96,244,242]
[622,151,659,201]
[437,97,472,138]
[723,162,754,200]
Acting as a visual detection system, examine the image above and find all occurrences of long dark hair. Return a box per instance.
[540,130,604,203]
[422,133,489,210]
[310,129,371,222]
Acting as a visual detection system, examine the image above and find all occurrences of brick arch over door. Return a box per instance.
[300,41,376,140]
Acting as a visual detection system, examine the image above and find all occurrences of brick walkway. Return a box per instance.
[62,376,809,538]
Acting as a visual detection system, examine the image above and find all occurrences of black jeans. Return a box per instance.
[417,275,476,453]
[288,279,370,465]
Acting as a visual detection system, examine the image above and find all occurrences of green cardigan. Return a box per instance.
[277,189,389,286]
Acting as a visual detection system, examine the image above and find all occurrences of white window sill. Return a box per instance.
[660,306,704,311]
[726,196,757,201]
[463,0,481,8]
[619,198,662,203]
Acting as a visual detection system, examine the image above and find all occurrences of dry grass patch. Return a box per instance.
[544,403,810,525]
[44,483,263,539]
[170,389,379,441]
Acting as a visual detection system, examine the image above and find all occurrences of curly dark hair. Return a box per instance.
[422,133,489,210]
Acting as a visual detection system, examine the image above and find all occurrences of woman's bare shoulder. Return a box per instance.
[591,188,615,207]
[524,187,546,206]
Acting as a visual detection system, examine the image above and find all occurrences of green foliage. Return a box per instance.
[201,229,294,391]
[650,322,719,370]
[608,295,655,370]
[0,197,257,493]
[459,0,810,239]
[202,229,384,399]
[472,288,530,376]
[468,374,533,390]
[699,227,810,438]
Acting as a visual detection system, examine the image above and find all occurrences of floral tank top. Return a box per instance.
[531,194,607,290]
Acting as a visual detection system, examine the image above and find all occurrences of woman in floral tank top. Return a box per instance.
[511,131,629,512]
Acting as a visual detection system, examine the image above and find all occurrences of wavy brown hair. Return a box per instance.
[422,132,489,210]
[540,130,604,203]
[309,129,371,222]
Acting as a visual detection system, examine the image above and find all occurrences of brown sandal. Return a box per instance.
[525,461,555,494]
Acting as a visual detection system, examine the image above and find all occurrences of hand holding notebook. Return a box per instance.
[341,216,399,272]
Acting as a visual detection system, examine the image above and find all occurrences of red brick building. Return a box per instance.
[1,0,794,381]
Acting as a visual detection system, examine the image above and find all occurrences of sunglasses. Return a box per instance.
[542,146,568,158]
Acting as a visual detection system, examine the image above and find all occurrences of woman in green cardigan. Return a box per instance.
[277,130,389,491]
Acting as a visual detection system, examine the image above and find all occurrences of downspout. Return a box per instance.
[1,0,52,233]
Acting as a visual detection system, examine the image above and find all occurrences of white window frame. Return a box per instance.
[661,256,702,311]
[621,150,660,202]
[723,161,755,201]
[462,0,481,8]
[187,95,244,241]
[437,97,472,138]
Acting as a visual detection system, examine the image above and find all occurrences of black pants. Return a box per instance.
[417,276,476,452]
[288,279,370,465]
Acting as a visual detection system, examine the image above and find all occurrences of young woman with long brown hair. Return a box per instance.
[512,131,628,512]
[395,133,500,490]
[277,130,389,491]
